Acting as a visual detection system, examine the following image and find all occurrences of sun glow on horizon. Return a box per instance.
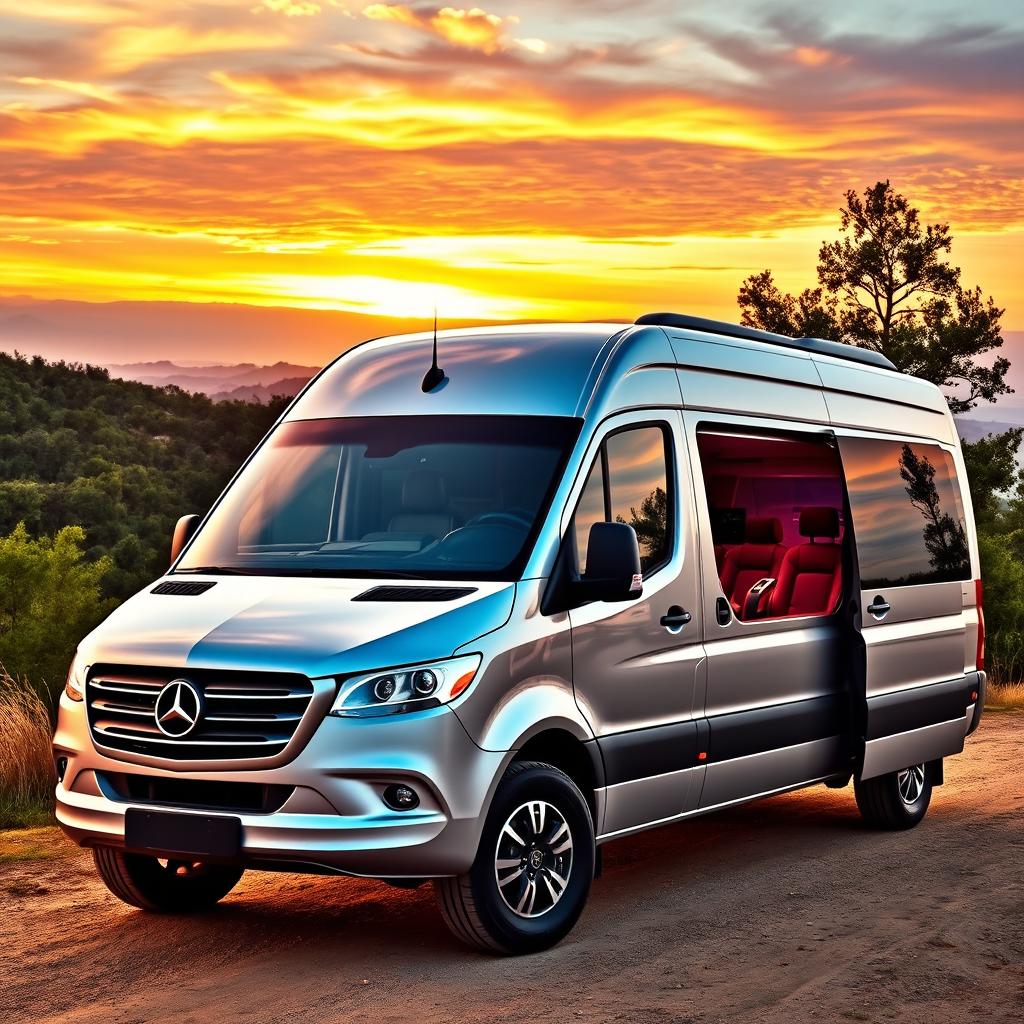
[0,0,1022,346]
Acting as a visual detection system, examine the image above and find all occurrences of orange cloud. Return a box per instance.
[0,0,1020,332]
[361,4,533,55]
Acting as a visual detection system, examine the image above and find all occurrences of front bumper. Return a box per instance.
[53,694,507,878]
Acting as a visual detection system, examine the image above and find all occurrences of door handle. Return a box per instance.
[660,606,692,631]
[867,596,891,619]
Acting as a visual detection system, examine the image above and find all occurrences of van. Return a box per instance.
[54,313,986,954]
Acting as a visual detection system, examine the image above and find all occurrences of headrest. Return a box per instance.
[402,470,447,512]
[800,507,839,540]
[745,516,783,544]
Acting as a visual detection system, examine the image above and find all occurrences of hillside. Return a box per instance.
[104,360,319,399]
[0,352,285,601]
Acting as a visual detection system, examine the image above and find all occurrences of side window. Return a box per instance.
[841,438,970,589]
[572,424,672,576]
[696,428,845,620]
[573,457,606,572]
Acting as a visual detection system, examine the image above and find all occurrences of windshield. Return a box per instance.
[177,415,581,580]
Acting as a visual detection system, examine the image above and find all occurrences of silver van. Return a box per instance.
[54,313,986,954]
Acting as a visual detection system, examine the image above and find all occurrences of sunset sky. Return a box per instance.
[1,0,1022,355]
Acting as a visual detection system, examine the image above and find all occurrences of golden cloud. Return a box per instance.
[361,4,533,55]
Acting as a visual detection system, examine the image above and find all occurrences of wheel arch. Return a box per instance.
[510,727,604,828]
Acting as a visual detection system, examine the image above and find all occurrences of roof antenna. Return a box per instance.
[421,303,445,392]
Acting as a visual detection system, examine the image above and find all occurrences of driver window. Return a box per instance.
[571,424,672,577]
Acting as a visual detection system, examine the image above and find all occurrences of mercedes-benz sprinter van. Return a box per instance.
[54,313,985,954]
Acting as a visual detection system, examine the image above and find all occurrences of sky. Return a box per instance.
[1,0,1022,354]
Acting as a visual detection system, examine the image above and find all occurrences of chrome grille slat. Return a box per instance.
[86,665,316,762]
[90,701,155,717]
[204,692,309,701]
[94,727,284,746]
[204,712,302,723]
[90,681,162,696]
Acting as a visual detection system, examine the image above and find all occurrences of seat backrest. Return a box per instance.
[768,507,842,617]
[719,516,787,611]
[388,470,455,539]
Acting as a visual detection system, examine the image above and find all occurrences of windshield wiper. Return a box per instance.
[176,565,431,580]
[175,566,262,576]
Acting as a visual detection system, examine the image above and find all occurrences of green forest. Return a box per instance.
[0,354,286,691]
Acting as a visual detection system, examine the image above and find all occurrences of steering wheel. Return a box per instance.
[466,509,533,530]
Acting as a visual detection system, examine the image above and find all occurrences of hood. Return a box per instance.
[78,576,516,679]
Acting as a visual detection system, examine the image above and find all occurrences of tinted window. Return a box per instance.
[573,457,606,573]
[179,415,581,580]
[571,425,672,576]
[842,438,970,589]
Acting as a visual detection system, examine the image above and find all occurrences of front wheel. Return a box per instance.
[93,845,244,911]
[854,762,933,830]
[435,761,595,955]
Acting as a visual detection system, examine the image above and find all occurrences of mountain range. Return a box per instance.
[102,360,319,402]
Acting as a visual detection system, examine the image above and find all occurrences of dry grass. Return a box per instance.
[986,681,1024,711]
[0,669,55,828]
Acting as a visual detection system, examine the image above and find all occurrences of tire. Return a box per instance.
[435,761,595,955]
[854,762,933,830]
[93,845,244,912]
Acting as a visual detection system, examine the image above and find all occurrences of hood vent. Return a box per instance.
[353,586,477,603]
[151,580,218,596]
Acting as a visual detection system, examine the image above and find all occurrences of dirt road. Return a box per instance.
[3,715,1022,1024]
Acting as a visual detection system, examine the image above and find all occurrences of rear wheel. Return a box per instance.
[93,845,244,911]
[854,762,932,829]
[435,761,595,955]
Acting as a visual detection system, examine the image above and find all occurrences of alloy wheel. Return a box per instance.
[494,800,574,919]
[897,764,926,805]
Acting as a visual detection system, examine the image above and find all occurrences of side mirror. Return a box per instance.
[574,522,643,603]
[170,514,201,565]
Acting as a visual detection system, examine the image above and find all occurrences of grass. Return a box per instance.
[985,681,1024,711]
[0,669,56,829]
[0,826,65,864]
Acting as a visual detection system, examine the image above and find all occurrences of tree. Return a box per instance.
[897,444,968,579]
[0,523,114,697]
[620,486,669,569]
[738,181,1011,414]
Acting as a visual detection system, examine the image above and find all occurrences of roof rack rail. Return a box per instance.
[634,312,897,372]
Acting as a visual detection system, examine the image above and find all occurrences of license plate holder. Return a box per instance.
[124,808,241,859]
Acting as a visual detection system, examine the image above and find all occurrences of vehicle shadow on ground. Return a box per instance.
[98,784,887,960]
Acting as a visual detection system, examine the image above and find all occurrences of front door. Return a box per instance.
[567,412,705,836]
[837,433,976,779]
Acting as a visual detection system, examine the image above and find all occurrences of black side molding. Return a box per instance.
[599,721,699,787]
[866,678,973,741]
[707,694,845,763]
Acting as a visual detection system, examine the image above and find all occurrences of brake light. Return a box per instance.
[975,578,985,672]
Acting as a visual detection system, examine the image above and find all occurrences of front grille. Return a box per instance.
[86,665,316,761]
[98,772,293,814]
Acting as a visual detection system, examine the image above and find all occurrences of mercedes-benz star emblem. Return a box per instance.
[154,679,203,738]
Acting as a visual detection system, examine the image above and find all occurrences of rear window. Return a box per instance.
[841,438,970,589]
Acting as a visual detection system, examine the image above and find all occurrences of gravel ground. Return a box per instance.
[2,714,1022,1024]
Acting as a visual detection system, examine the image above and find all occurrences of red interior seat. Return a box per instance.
[768,507,842,617]
[719,517,787,612]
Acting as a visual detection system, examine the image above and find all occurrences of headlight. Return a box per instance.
[330,654,482,718]
[65,653,87,702]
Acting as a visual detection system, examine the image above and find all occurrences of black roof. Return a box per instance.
[634,312,897,372]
